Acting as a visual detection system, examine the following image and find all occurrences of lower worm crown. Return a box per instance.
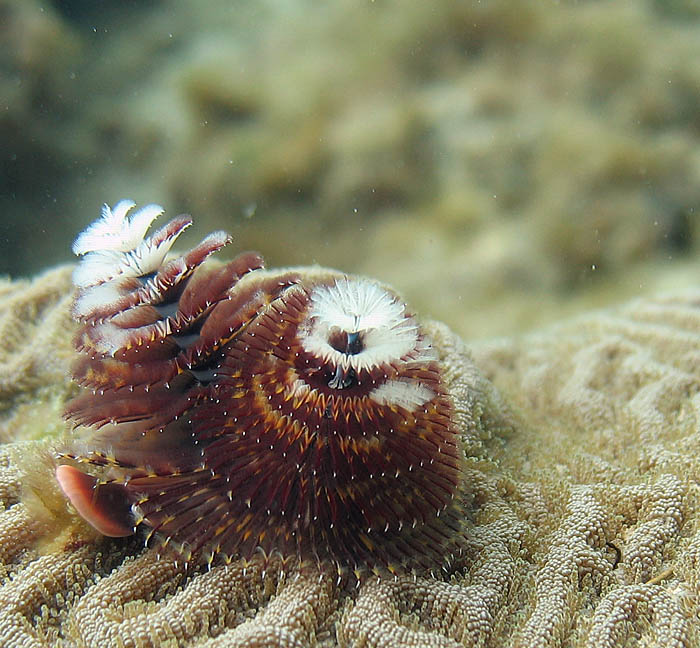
[57,200,465,575]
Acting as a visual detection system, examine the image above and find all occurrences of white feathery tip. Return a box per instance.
[301,278,423,373]
[369,379,434,412]
[72,201,164,255]
[310,278,405,333]
[71,200,188,289]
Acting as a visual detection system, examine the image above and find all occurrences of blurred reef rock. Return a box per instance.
[2,0,700,339]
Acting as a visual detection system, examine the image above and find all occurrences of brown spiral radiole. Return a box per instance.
[57,202,466,575]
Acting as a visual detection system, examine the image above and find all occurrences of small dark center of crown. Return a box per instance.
[328,330,364,355]
[325,330,363,390]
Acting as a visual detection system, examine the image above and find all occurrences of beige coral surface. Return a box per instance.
[2,266,700,647]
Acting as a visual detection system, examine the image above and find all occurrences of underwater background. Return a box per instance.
[5,3,700,646]
[2,0,700,339]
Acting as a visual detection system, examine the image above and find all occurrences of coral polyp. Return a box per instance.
[56,200,465,574]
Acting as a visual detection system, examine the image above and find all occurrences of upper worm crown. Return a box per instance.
[57,200,465,575]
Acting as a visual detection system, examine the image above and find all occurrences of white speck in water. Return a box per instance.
[243,203,257,219]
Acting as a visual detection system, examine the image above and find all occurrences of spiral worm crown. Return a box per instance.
[56,200,465,574]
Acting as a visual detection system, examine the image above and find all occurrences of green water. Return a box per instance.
[2,0,700,338]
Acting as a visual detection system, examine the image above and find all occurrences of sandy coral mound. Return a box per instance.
[0,266,75,443]
[2,273,700,646]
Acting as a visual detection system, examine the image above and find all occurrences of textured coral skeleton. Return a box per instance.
[1,253,700,645]
[0,268,75,444]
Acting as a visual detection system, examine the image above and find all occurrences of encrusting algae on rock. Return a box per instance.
[1,202,700,646]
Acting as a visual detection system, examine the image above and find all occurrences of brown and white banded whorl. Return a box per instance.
[56,201,466,576]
